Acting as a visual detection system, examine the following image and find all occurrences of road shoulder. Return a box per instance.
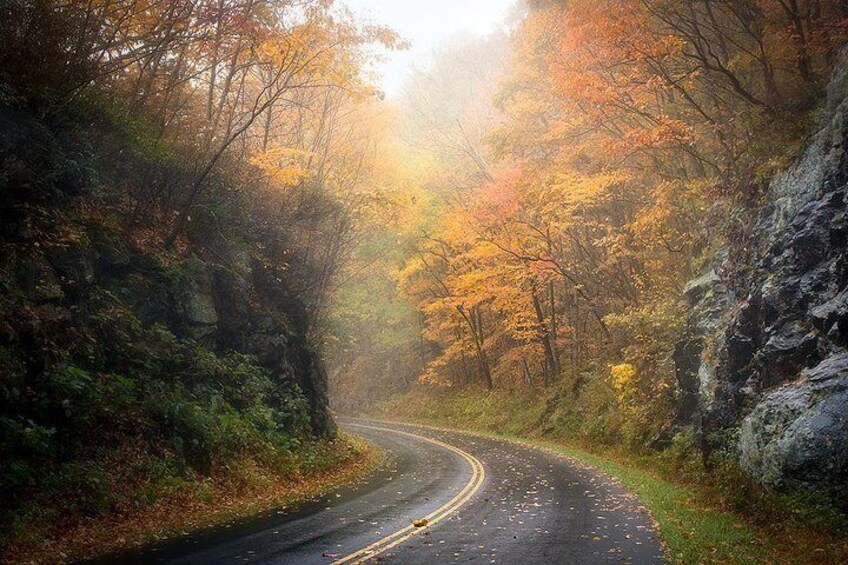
[362,416,848,565]
[4,434,381,565]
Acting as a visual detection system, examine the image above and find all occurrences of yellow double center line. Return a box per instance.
[332,423,486,565]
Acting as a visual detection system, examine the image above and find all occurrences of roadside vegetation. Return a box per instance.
[4,434,377,563]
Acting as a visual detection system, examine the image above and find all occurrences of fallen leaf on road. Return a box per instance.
[412,518,429,528]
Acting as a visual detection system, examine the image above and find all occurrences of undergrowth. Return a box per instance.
[2,433,378,564]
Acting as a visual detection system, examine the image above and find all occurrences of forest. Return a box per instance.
[2,0,848,563]
[331,0,847,452]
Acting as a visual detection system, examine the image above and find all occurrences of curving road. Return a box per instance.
[95,420,664,564]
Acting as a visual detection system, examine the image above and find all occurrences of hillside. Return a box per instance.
[0,0,393,560]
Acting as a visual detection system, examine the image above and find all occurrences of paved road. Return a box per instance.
[95,420,664,564]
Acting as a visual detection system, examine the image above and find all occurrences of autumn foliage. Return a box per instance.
[329,0,848,448]
[4,0,848,558]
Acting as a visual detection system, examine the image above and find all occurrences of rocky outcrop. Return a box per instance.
[179,257,219,343]
[739,353,848,491]
[1,108,335,444]
[680,50,848,501]
[174,255,336,438]
[3,234,336,440]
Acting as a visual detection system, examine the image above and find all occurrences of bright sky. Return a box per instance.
[341,0,515,98]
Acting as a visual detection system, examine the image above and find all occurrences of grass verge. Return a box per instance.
[374,388,848,565]
[3,433,380,564]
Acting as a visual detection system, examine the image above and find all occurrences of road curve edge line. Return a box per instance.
[330,423,485,565]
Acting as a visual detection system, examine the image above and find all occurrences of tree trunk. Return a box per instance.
[522,357,533,387]
[455,306,492,389]
[548,280,561,373]
[472,306,494,390]
[532,290,559,386]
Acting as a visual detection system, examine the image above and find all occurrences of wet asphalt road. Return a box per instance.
[95,420,664,564]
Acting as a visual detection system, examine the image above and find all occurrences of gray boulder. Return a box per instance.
[740,353,848,492]
[178,257,218,343]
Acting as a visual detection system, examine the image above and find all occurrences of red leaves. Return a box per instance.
[473,166,523,225]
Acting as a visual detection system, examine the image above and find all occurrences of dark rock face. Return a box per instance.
[679,51,848,500]
[6,238,337,440]
[2,213,335,441]
[739,353,848,491]
[179,257,219,344]
[172,255,336,438]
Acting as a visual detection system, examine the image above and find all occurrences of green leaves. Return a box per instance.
[51,364,92,396]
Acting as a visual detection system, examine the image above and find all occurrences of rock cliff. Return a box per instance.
[0,104,336,509]
[680,51,848,502]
